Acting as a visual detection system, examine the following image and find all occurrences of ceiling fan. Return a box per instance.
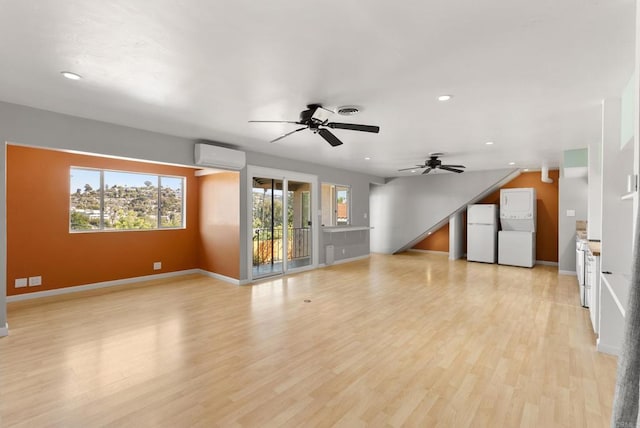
[249,104,380,147]
[399,153,466,174]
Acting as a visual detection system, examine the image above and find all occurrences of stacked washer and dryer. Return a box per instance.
[466,187,537,267]
[498,188,536,268]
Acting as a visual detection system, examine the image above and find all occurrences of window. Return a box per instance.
[321,183,351,226]
[70,167,185,232]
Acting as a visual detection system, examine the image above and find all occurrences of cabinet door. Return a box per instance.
[585,256,595,307]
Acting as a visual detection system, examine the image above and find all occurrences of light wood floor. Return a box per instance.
[0,252,617,427]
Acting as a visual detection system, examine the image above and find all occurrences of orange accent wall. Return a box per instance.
[7,145,200,296]
[412,170,560,262]
[197,172,241,279]
[413,223,450,252]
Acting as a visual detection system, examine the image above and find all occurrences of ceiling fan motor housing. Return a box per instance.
[301,104,331,126]
[299,108,315,124]
[427,157,442,168]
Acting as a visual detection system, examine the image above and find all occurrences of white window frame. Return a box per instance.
[69,167,186,233]
[321,182,351,226]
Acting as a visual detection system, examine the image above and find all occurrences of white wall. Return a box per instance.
[588,107,603,240]
[601,97,633,275]
[558,174,588,273]
[449,212,464,260]
[370,169,518,254]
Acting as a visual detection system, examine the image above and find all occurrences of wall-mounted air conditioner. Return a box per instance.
[194,143,246,170]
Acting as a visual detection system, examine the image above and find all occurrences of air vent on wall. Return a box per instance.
[194,143,246,170]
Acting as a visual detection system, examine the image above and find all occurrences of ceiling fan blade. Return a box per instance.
[249,120,301,124]
[269,127,307,143]
[326,122,380,133]
[442,164,466,168]
[318,128,343,147]
[439,166,464,173]
[398,166,424,171]
[421,167,432,175]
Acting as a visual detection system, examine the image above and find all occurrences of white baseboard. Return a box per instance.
[597,341,620,356]
[536,260,559,266]
[198,269,248,285]
[320,254,370,268]
[0,322,8,337]
[407,249,449,256]
[558,270,577,276]
[6,269,201,302]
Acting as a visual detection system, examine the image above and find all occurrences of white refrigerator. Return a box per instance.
[467,204,498,263]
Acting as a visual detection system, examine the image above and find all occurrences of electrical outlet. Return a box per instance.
[153,262,162,270]
[28,276,42,287]
[342,248,346,255]
[15,278,27,288]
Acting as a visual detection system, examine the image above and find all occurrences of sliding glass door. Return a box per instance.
[286,180,312,271]
[251,177,284,278]
[249,168,317,280]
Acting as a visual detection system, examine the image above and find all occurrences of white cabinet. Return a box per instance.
[586,252,600,333]
[598,273,630,355]
[576,239,587,306]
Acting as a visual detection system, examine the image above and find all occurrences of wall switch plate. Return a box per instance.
[28,276,42,287]
[364,213,368,219]
[566,209,576,217]
[15,278,27,288]
[153,262,162,270]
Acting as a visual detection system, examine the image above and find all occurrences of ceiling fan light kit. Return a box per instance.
[249,104,380,147]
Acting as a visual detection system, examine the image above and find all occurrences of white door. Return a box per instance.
[468,204,496,225]
[467,224,497,263]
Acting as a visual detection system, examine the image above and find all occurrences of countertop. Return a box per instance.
[322,226,373,233]
[588,241,601,256]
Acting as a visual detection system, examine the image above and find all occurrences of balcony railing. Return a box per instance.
[252,227,311,265]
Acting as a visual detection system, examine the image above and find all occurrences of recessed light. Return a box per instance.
[411,170,417,173]
[364,157,371,160]
[437,95,452,102]
[509,162,515,166]
[61,71,82,80]
[485,141,494,145]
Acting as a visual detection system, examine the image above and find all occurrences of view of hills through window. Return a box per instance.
[70,168,184,231]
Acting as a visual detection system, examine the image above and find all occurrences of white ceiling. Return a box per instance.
[0,0,635,177]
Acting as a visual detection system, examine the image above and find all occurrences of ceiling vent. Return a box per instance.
[337,106,360,116]
[194,143,246,170]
